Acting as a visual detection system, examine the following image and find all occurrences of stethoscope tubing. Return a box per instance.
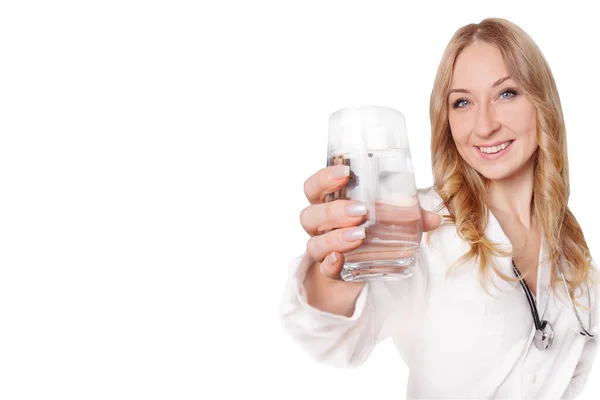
[512,262,543,331]
[512,261,594,351]
[558,268,595,337]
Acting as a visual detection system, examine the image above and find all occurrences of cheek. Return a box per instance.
[523,111,537,140]
[450,131,472,164]
[498,102,537,139]
[449,115,471,148]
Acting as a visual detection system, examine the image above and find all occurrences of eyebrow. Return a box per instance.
[447,76,512,96]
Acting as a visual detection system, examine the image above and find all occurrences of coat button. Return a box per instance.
[527,373,536,384]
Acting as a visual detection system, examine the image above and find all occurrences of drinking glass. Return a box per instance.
[326,106,422,282]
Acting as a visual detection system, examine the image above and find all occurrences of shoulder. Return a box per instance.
[591,258,599,272]
[587,259,600,333]
[417,186,448,214]
[588,259,600,289]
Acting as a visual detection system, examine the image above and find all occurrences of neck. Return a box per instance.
[486,156,536,229]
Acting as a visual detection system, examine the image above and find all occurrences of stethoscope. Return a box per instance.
[512,261,594,350]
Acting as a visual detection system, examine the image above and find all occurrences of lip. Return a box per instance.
[475,139,514,160]
[475,140,514,148]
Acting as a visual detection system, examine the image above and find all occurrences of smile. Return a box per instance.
[477,140,514,154]
[475,140,514,160]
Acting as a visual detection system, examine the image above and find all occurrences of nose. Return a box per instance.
[473,102,500,138]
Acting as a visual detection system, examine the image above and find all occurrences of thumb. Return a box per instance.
[421,208,443,232]
[320,252,345,280]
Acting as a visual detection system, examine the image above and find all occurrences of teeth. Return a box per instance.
[479,140,511,154]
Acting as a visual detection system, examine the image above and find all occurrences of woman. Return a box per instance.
[279,18,599,399]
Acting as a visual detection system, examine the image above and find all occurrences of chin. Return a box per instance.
[478,169,516,181]
[459,157,512,181]
[472,159,528,181]
[474,154,537,182]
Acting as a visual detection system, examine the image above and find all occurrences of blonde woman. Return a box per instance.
[280,18,599,399]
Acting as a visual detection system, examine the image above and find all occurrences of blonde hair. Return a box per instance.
[429,17,594,301]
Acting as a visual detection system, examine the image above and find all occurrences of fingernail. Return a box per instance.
[332,165,350,179]
[320,262,328,275]
[326,252,338,265]
[345,202,367,216]
[342,227,366,242]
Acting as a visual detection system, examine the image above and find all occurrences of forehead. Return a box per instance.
[450,41,509,89]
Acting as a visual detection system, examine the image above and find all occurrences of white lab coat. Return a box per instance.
[279,186,599,399]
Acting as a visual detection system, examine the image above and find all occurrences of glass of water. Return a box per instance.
[326,106,422,282]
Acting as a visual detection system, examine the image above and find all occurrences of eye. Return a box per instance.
[452,98,470,109]
[499,88,518,100]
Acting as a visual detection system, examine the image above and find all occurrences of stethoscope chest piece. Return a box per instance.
[534,320,554,350]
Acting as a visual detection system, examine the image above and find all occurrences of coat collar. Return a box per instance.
[484,209,551,319]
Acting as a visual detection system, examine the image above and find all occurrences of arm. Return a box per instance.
[279,252,425,368]
[565,260,600,398]
[279,186,440,368]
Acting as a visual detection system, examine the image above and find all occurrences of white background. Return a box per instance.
[0,1,599,399]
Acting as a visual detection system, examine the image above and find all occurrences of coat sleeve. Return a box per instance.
[563,260,600,399]
[278,251,428,368]
[278,187,439,368]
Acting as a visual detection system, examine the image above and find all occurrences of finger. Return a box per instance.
[306,226,366,263]
[300,200,368,236]
[304,165,350,204]
[421,209,442,232]
[319,252,345,280]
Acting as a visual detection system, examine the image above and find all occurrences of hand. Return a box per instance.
[300,165,442,281]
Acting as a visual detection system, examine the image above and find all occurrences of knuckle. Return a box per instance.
[316,172,329,193]
[323,202,336,222]
[335,229,347,245]
[326,201,346,224]
[314,205,329,234]
[299,206,310,228]
[323,231,338,252]
[303,177,312,197]
[306,237,321,262]
[305,238,314,258]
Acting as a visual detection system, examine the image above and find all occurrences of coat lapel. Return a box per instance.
[536,239,551,320]
[484,209,551,318]
[484,209,514,282]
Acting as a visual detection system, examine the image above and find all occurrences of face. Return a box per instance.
[447,41,538,181]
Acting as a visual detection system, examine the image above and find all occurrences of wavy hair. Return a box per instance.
[429,18,594,302]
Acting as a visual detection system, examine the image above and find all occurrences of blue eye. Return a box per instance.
[452,99,470,109]
[500,88,518,100]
